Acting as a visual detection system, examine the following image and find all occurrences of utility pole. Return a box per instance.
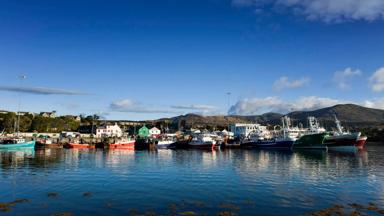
[226,92,231,131]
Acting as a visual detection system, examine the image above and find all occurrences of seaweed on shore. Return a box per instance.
[309,202,384,216]
[0,198,30,213]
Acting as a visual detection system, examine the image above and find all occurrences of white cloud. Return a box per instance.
[273,76,310,91]
[364,98,384,109]
[110,99,177,114]
[332,67,362,90]
[171,104,217,110]
[369,67,384,92]
[228,96,345,115]
[232,0,384,23]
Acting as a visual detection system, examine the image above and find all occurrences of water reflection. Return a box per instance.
[0,148,35,169]
[0,146,383,216]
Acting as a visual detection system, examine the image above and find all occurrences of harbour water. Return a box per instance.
[1,144,384,216]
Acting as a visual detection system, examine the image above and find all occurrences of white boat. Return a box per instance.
[188,133,220,149]
[156,140,176,149]
[155,134,177,149]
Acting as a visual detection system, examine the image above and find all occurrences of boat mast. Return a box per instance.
[334,115,343,134]
[16,75,27,137]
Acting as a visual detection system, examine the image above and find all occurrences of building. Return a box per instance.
[138,125,149,138]
[149,127,161,138]
[65,115,81,122]
[40,111,57,118]
[18,111,35,117]
[0,110,9,115]
[229,123,268,138]
[96,123,123,138]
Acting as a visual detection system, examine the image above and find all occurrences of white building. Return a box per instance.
[229,123,268,138]
[96,124,123,138]
[149,127,161,138]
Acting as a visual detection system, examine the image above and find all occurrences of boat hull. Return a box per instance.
[65,143,95,149]
[293,133,328,149]
[36,141,62,149]
[325,133,367,151]
[109,141,135,150]
[0,140,35,149]
[356,136,367,150]
[241,140,294,150]
[188,143,220,149]
[156,142,176,149]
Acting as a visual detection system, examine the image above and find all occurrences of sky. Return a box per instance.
[0,0,384,120]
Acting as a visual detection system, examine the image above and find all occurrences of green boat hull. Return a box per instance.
[293,133,328,149]
[0,140,35,149]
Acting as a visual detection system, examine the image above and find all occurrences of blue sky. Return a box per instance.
[1,0,384,120]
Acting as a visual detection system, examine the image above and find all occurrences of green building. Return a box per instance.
[138,125,149,138]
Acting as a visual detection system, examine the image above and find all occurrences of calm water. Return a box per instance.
[1,145,384,216]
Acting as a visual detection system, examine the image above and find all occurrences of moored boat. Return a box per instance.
[108,138,135,150]
[65,143,95,149]
[36,137,62,148]
[65,140,95,149]
[324,116,368,151]
[241,116,298,150]
[156,140,176,149]
[293,133,328,150]
[188,134,220,149]
[0,138,35,149]
[155,134,177,149]
[292,116,328,150]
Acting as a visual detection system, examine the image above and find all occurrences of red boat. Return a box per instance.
[356,136,368,150]
[65,143,95,149]
[108,138,135,150]
[324,116,367,151]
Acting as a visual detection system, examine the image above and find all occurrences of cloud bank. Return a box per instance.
[232,0,384,22]
[171,104,217,110]
[0,86,86,95]
[110,99,177,114]
[228,96,347,115]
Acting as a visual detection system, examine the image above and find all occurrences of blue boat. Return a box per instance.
[0,138,35,149]
[240,138,295,150]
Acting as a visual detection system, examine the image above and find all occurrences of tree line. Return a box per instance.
[0,113,100,133]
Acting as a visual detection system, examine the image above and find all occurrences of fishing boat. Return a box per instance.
[293,133,328,150]
[65,139,95,149]
[324,116,367,151]
[0,118,35,149]
[108,137,135,150]
[0,137,35,149]
[292,116,328,150]
[65,143,95,149]
[188,133,220,149]
[35,136,62,148]
[154,134,177,149]
[156,140,176,149]
[241,116,297,150]
[245,137,297,150]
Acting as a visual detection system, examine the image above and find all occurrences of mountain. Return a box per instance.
[154,104,384,129]
[288,104,384,128]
